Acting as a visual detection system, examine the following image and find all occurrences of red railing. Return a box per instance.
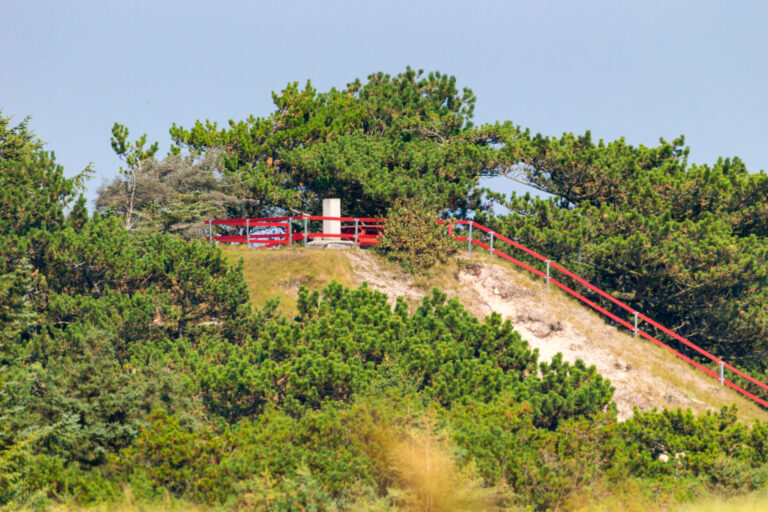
[208,216,768,409]
[207,216,385,248]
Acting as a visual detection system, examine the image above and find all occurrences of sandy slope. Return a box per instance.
[344,250,766,421]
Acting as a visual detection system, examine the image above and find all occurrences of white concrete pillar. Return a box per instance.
[322,198,341,241]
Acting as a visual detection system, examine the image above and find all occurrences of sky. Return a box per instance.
[3,0,768,207]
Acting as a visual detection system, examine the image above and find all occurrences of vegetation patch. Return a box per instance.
[4,62,768,510]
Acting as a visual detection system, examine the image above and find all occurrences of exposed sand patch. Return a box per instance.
[344,250,765,421]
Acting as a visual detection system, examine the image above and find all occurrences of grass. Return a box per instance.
[44,487,211,512]
[674,491,768,512]
[387,420,502,512]
[566,479,768,512]
[220,245,356,316]
[38,485,768,512]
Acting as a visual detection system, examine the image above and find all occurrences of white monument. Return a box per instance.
[322,198,341,241]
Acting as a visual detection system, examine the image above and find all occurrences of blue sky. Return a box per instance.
[3,0,767,206]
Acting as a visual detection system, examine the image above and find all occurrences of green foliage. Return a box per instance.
[480,126,768,378]
[233,466,342,512]
[169,67,499,217]
[619,406,768,488]
[448,396,619,510]
[0,261,38,362]
[0,366,44,506]
[184,283,557,422]
[0,112,43,162]
[117,410,234,503]
[5,89,768,512]
[27,334,192,467]
[376,196,457,273]
[0,151,80,272]
[96,152,242,239]
[108,123,160,230]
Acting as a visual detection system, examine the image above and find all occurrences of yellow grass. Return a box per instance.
[44,486,210,511]
[674,492,768,512]
[388,428,501,511]
[220,245,356,315]
[47,503,208,512]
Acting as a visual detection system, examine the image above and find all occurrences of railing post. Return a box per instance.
[489,232,494,260]
[545,260,551,290]
[719,361,725,384]
[468,222,473,256]
[633,311,639,337]
[287,220,292,247]
[448,221,453,238]
[354,218,359,248]
[208,219,213,245]
[245,218,249,247]
[304,217,308,248]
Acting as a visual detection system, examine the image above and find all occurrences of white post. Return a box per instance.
[322,198,341,241]
[719,361,725,384]
[545,260,551,290]
[208,219,213,245]
[633,311,639,337]
[304,217,308,248]
[354,218,359,247]
[245,218,249,247]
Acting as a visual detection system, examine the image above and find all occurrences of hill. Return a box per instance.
[223,244,768,423]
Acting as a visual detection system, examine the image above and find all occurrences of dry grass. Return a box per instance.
[44,486,210,512]
[673,492,768,512]
[567,479,768,512]
[220,244,356,315]
[388,430,500,511]
[47,503,208,512]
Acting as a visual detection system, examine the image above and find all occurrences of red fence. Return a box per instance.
[207,216,385,248]
[208,216,768,409]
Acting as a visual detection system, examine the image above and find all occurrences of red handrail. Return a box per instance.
[207,216,768,409]
[206,216,385,248]
[451,220,768,408]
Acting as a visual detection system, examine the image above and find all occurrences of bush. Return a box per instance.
[115,410,235,503]
[617,405,768,488]
[376,197,456,273]
[447,394,619,511]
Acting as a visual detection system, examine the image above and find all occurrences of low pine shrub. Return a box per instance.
[376,196,456,274]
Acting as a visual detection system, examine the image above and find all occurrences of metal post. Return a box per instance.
[354,218,359,248]
[245,218,249,247]
[287,220,292,247]
[489,232,494,260]
[468,223,473,256]
[719,361,725,384]
[208,220,213,245]
[633,311,639,337]
[304,217,308,248]
[545,260,551,290]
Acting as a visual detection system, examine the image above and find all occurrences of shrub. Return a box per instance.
[115,410,235,503]
[376,196,456,274]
